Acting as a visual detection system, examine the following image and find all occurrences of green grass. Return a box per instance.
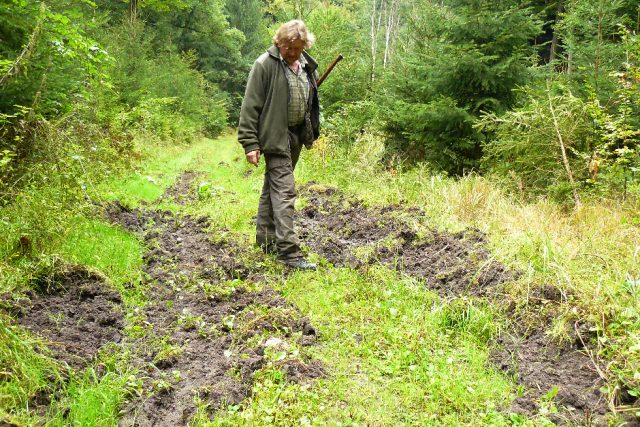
[3,132,639,425]
[297,133,640,404]
[180,136,264,234]
[57,216,145,305]
[97,138,207,206]
[199,267,518,426]
[176,138,529,425]
[44,347,138,427]
[0,314,63,426]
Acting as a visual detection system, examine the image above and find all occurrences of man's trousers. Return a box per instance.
[255,127,304,260]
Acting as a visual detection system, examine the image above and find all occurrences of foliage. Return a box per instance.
[383,0,543,174]
[0,313,63,423]
[0,0,106,118]
[146,0,245,122]
[478,82,595,203]
[306,4,371,113]
[555,0,633,99]
[585,32,640,200]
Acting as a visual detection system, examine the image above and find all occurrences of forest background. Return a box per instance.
[1,0,640,424]
[2,0,640,208]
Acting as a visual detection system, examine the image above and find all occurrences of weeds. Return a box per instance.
[3,133,638,425]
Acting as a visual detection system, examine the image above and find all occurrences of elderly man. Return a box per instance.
[238,20,320,270]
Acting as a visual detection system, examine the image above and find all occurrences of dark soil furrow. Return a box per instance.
[161,171,204,205]
[106,199,320,427]
[295,183,609,425]
[13,265,124,370]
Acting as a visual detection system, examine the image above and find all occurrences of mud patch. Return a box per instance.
[381,230,515,296]
[162,171,204,205]
[297,184,513,296]
[296,184,612,424]
[107,203,321,426]
[493,327,608,425]
[13,265,124,369]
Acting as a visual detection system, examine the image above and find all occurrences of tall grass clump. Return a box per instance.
[0,313,63,425]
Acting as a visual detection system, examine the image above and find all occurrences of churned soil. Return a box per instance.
[12,265,124,370]
[105,177,321,427]
[1,171,621,425]
[297,183,513,296]
[161,171,204,205]
[296,183,611,425]
[493,327,609,425]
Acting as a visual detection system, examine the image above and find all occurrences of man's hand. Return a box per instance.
[246,149,261,167]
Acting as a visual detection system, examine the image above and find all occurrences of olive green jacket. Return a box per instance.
[238,45,320,155]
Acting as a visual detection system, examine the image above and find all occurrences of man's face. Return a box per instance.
[278,38,305,65]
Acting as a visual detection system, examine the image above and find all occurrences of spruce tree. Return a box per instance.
[383,0,543,174]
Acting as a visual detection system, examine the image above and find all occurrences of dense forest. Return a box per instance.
[2,0,639,206]
[2,0,640,425]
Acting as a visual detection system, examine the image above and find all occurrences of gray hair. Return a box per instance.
[272,20,315,49]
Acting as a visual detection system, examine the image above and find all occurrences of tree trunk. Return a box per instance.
[549,0,564,63]
[594,3,604,94]
[129,0,138,24]
[383,0,400,69]
[0,3,45,87]
[370,0,382,83]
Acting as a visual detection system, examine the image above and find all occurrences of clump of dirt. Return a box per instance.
[493,327,608,426]
[381,230,515,296]
[297,184,513,296]
[105,204,259,284]
[296,184,614,425]
[14,265,124,369]
[107,200,321,426]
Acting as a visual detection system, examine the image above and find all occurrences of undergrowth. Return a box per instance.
[300,131,640,412]
[1,133,638,424]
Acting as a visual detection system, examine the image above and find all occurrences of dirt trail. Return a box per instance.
[4,173,321,427]
[3,172,622,425]
[107,197,322,426]
[296,183,610,425]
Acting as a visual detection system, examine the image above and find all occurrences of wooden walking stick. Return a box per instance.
[317,54,343,87]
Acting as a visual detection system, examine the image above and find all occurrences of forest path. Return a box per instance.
[10,136,612,426]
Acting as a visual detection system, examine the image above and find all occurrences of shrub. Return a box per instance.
[478,81,595,205]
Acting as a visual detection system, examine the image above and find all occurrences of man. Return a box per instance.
[238,20,320,270]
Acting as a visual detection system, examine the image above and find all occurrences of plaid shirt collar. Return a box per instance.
[278,52,307,71]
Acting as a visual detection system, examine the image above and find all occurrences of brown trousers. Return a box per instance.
[256,126,304,260]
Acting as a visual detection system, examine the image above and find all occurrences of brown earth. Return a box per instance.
[161,171,204,205]
[297,184,514,297]
[105,178,321,426]
[296,183,613,426]
[13,265,124,370]
[493,327,608,425]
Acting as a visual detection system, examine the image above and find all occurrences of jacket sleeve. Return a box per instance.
[238,61,265,154]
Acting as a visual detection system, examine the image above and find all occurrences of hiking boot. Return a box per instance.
[279,257,317,271]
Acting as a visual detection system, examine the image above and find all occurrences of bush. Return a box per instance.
[323,100,382,147]
[381,0,542,174]
[94,23,228,140]
[478,81,595,205]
